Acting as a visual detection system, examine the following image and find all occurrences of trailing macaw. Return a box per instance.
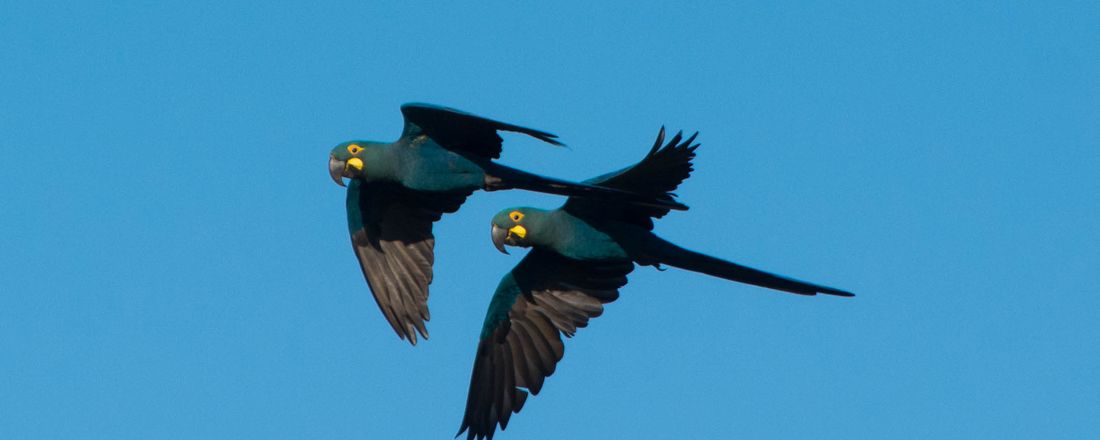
[458,128,854,439]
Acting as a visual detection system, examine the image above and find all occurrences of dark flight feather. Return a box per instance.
[347,180,471,344]
[564,127,699,228]
[400,103,563,160]
[457,250,632,440]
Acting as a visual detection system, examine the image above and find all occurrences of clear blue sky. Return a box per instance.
[2,2,1097,438]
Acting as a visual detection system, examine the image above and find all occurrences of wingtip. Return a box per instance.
[682,131,699,148]
[400,328,424,346]
[545,136,567,147]
[648,126,667,156]
[648,195,689,211]
[822,289,856,297]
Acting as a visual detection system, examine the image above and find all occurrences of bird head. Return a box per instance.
[490,208,542,254]
[328,141,373,187]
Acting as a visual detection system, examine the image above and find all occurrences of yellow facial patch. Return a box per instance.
[508,225,527,239]
[509,211,524,222]
[346,157,364,171]
[347,144,362,155]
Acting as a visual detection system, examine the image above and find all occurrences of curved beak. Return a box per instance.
[491,224,509,255]
[328,155,346,187]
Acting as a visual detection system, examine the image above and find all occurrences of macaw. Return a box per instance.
[458,128,853,439]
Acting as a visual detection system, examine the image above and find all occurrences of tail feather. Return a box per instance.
[648,236,854,297]
[487,163,688,211]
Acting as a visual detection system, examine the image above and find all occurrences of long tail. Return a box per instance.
[645,235,854,297]
[485,163,688,211]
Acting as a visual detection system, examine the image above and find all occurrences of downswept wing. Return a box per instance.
[400,103,564,160]
[346,179,472,345]
[564,127,699,229]
[457,250,634,440]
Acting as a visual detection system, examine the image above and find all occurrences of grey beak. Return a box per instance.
[491,224,509,255]
[329,155,346,187]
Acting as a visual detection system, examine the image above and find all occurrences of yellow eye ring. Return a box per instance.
[509,211,524,222]
[347,144,362,155]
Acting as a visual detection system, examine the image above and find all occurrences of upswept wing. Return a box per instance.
[564,127,699,229]
[346,179,471,345]
[457,250,633,440]
[400,103,563,160]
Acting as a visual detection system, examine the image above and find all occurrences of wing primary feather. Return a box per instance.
[648,126,666,156]
[499,342,516,429]
[508,330,537,392]
[459,251,631,439]
[346,182,459,345]
[510,323,547,393]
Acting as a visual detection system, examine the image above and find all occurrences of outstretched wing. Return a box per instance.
[563,127,699,229]
[346,179,471,345]
[399,103,563,160]
[457,250,633,440]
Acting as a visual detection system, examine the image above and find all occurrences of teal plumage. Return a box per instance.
[459,128,854,440]
[328,103,685,345]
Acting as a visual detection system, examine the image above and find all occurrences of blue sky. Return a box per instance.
[2,2,1097,438]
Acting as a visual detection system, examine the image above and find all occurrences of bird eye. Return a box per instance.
[347,144,362,155]
[509,211,524,222]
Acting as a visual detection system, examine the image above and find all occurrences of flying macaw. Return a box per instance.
[457,128,854,439]
[328,103,685,345]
